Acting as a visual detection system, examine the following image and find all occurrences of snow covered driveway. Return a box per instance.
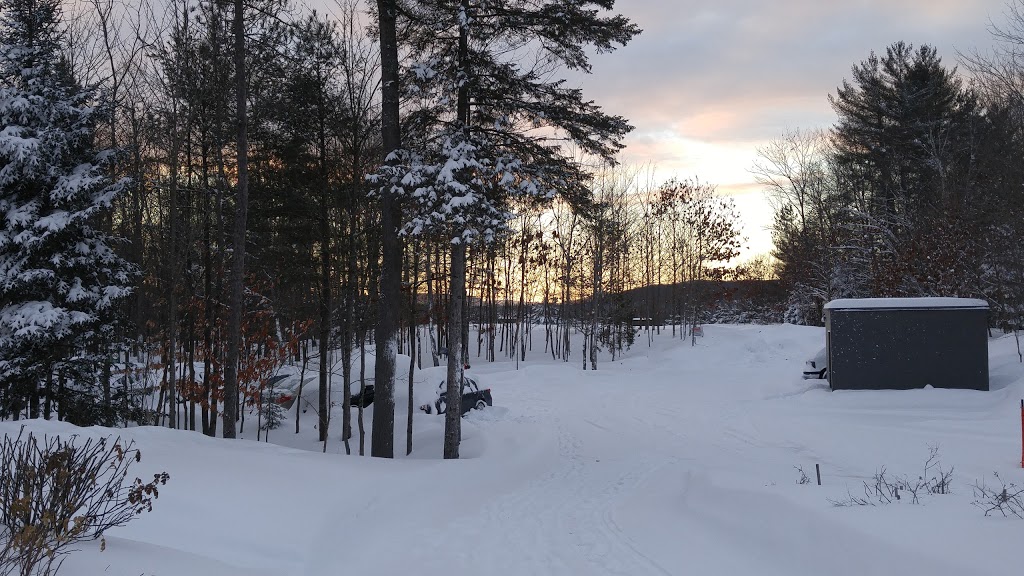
[306,325,1022,576]
[8,324,1024,575]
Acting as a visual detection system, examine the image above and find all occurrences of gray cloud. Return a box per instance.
[573,0,1005,145]
[306,0,1009,256]
[557,0,1008,256]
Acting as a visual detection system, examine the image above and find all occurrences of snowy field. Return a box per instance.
[4,323,1024,576]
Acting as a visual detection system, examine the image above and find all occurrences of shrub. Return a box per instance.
[829,446,953,507]
[972,472,1024,519]
[0,427,170,576]
[794,465,811,485]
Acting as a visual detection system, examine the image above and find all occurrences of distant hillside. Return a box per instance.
[618,279,786,325]
[451,280,787,326]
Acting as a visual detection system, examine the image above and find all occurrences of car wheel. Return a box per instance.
[475,399,487,410]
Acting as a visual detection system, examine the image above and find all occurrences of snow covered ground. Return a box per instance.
[4,323,1023,575]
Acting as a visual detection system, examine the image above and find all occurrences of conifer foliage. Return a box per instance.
[382,0,640,458]
[0,0,132,422]
[765,41,1024,325]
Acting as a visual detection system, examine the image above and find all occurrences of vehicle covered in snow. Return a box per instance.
[803,347,828,380]
[262,374,302,409]
[420,376,492,416]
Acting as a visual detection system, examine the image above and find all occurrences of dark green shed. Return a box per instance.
[823,298,989,391]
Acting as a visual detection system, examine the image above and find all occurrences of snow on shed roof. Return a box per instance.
[824,297,989,310]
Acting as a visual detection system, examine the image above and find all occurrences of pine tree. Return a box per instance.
[0,0,133,422]
[830,42,983,296]
[383,0,640,457]
[831,43,977,217]
[259,388,285,435]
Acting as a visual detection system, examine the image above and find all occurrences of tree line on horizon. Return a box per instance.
[762,7,1024,329]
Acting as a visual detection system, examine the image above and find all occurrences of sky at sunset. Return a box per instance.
[310,0,1011,260]
[559,0,1010,259]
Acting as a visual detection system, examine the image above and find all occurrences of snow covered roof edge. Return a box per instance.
[824,297,989,310]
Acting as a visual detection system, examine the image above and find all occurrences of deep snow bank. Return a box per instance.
[2,323,1022,575]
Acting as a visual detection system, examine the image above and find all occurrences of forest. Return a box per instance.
[3,0,1024,462]
[760,30,1024,330]
[0,0,758,459]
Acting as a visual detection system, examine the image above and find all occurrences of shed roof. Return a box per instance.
[824,297,989,311]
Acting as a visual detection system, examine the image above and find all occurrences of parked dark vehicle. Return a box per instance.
[420,377,492,416]
[350,385,374,408]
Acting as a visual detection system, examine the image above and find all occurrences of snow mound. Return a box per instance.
[3,324,1022,576]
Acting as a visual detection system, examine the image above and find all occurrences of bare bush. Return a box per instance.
[828,446,953,507]
[829,466,903,506]
[922,445,954,493]
[828,486,874,507]
[972,472,1024,519]
[794,465,811,485]
[0,427,170,576]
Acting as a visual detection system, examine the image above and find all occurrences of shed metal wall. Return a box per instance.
[826,308,988,391]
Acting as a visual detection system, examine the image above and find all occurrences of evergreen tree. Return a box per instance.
[382,0,640,457]
[259,388,285,434]
[831,43,978,216]
[0,0,133,422]
[766,42,1023,318]
[829,42,984,297]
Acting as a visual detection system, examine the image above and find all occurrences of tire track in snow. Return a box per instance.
[408,412,684,576]
[597,462,680,576]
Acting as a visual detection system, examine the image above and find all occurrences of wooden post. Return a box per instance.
[815,463,822,486]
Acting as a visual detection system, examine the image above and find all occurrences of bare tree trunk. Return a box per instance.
[167,92,180,429]
[358,335,366,455]
[476,259,485,359]
[426,244,440,367]
[444,242,466,459]
[43,368,53,420]
[318,215,331,442]
[296,341,308,434]
[156,360,167,426]
[222,0,248,439]
[341,208,355,454]
[29,372,39,419]
[201,148,213,436]
[590,234,603,371]
[371,0,402,459]
[516,221,528,366]
[443,2,473,459]
[101,350,111,421]
[462,249,471,369]
[188,336,196,430]
[489,251,497,362]
[407,245,418,455]
[210,137,227,438]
